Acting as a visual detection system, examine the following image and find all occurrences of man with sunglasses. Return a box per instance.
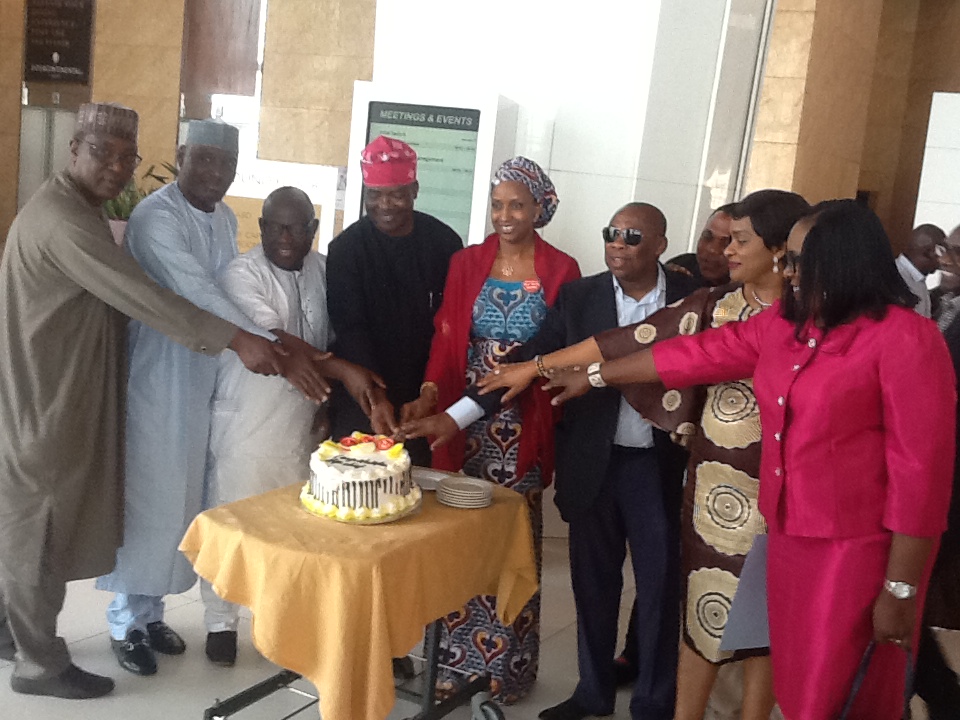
[96,121,331,677]
[0,103,292,699]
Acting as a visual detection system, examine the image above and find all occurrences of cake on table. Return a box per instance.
[300,432,421,523]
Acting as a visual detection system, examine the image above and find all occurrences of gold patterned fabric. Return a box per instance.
[596,284,769,663]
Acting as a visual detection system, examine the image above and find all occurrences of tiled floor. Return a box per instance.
[0,537,954,719]
[0,539,634,720]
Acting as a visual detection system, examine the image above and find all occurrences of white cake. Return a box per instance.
[300,433,421,523]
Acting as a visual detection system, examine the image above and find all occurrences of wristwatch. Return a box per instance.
[587,362,607,388]
[883,579,917,600]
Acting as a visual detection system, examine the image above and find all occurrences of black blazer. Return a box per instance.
[471,268,696,522]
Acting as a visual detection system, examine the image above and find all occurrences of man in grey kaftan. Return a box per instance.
[0,104,282,699]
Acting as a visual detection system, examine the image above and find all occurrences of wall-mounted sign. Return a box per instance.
[24,0,94,84]
[365,101,481,242]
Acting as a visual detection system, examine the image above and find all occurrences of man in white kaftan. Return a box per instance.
[201,188,331,656]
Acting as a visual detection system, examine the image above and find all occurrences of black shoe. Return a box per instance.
[11,664,115,699]
[613,654,637,687]
[146,621,186,655]
[0,618,15,661]
[392,656,416,679]
[539,697,608,720]
[111,629,157,676]
[205,631,237,667]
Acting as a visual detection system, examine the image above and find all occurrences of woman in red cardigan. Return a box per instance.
[400,156,580,702]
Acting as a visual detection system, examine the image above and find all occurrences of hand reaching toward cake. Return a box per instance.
[366,389,398,436]
[228,329,284,376]
[543,365,591,406]
[276,343,332,404]
[477,361,539,403]
[399,412,460,450]
[399,382,438,424]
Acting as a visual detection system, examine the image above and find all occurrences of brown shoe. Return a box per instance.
[11,664,115,699]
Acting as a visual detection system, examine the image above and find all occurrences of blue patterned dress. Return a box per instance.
[437,278,547,703]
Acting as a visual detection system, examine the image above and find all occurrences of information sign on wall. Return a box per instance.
[365,101,480,242]
[24,0,94,84]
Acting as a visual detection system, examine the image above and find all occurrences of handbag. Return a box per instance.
[837,640,913,720]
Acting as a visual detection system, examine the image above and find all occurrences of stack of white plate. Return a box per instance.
[437,476,493,509]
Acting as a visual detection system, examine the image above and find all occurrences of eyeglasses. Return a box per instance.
[784,250,802,274]
[260,220,313,240]
[602,226,646,246]
[81,140,142,170]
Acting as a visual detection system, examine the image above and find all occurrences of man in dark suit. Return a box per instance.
[408,203,696,719]
[518,203,694,720]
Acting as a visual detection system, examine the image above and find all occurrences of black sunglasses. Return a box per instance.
[602,226,645,246]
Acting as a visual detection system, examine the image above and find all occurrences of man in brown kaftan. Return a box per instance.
[0,103,283,699]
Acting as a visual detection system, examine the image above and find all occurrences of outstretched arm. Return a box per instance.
[478,337,603,402]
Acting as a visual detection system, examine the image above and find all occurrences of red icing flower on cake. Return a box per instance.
[339,437,358,447]
[375,437,395,450]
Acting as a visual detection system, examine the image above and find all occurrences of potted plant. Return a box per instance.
[104,162,177,246]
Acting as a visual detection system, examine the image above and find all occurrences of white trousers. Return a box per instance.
[200,580,240,633]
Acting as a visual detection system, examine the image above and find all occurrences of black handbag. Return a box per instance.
[837,640,914,720]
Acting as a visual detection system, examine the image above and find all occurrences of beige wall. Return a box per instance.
[89,0,186,190]
[857,0,921,243]
[745,0,885,203]
[744,0,815,194]
[748,0,960,249]
[259,0,375,166]
[792,0,884,203]
[0,0,25,242]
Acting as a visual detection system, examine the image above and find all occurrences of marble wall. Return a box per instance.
[745,0,886,204]
[258,0,375,166]
[89,0,187,191]
[0,0,25,243]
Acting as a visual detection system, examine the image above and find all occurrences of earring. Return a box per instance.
[773,256,780,274]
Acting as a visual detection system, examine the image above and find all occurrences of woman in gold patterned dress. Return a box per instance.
[480,190,809,719]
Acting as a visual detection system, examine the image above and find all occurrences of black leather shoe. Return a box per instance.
[613,654,637,687]
[0,618,15,661]
[393,657,416,679]
[11,664,115,699]
[205,631,237,667]
[146,621,186,655]
[111,629,157,676]
[539,697,609,720]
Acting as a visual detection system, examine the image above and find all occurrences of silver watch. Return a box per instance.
[883,579,917,600]
[587,362,607,388]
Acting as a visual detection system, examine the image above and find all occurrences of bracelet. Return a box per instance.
[535,355,547,378]
[587,362,607,388]
[883,579,917,600]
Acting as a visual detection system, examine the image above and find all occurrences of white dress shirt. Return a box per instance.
[896,254,931,318]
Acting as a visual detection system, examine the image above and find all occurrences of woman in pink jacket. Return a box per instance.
[538,200,956,719]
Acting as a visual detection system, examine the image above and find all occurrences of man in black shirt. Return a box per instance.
[326,136,462,466]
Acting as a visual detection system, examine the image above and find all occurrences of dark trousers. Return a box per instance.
[570,446,680,720]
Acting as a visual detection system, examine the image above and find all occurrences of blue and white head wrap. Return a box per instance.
[491,156,559,228]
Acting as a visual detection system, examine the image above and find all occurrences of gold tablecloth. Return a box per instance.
[179,482,537,720]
